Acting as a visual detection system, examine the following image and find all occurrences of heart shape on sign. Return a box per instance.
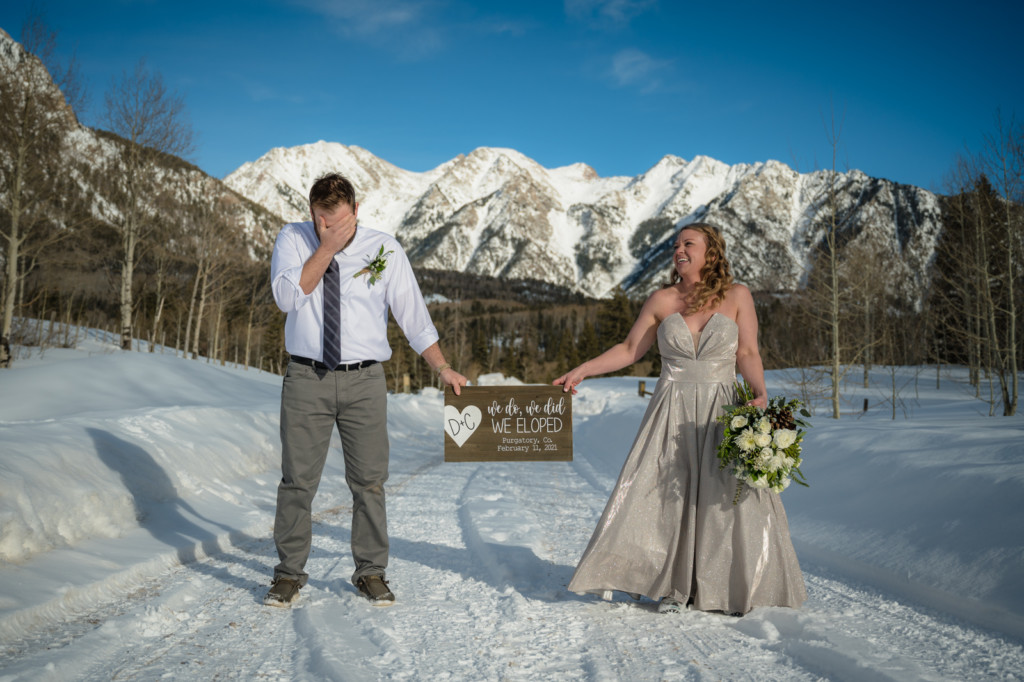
[444,404,482,448]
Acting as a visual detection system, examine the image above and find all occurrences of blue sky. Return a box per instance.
[2,0,1021,192]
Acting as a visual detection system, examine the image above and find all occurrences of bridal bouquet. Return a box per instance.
[716,381,811,504]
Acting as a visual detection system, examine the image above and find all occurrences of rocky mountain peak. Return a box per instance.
[224,140,943,300]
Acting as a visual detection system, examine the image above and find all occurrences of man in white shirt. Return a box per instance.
[264,173,467,607]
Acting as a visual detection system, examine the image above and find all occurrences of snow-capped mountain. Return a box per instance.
[0,28,282,259]
[2,19,942,304]
[225,143,943,299]
[222,142,453,238]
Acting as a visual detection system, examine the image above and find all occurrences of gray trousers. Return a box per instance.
[273,360,389,586]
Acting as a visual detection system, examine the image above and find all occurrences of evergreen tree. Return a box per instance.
[595,287,635,349]
[595,287,639,375]
[576,321,599,362]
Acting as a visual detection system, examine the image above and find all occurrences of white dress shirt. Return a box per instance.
[270,221,439,364]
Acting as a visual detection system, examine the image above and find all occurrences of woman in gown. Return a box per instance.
[554,223,805,615]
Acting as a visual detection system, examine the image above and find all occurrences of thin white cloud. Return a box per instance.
[292,0,524,60]
[293,0,444,58]
[565,0,657,26]
[295,0,435,35]
[609,48,671,93]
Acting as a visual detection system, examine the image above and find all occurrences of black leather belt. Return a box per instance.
[290,355,377,372]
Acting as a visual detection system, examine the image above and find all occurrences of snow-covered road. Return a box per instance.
[4,439,1021,680]
[1,338,1022,680]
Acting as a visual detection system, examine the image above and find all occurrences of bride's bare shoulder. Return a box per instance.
[725,283,753,303]
[714,284,752,321]
[647,286,678,303]
[645,286,683,317]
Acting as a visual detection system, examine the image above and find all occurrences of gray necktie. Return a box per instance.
[322,259,341,369]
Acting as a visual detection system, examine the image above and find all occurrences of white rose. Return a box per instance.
[773,429,797,449]
[730,415,749,429]
[736,428,758,452]
[756,417,772,434]
[754,432,772,448]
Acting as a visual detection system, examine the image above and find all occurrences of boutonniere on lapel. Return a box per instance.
[354,244,394,285]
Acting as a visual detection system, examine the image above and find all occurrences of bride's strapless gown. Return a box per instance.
[567,313,806,614]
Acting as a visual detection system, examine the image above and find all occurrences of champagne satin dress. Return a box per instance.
[568,313,806,614]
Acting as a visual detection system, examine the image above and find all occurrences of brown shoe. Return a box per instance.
[356,575,395,606]
[264,577,301,607]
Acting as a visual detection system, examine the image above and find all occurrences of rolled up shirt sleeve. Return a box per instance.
[270,225,314,313]
[385,242,439,355]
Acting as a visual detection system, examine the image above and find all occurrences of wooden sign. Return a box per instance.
[443,385,572,462]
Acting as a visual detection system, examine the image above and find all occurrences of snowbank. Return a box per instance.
[0,333,280,564]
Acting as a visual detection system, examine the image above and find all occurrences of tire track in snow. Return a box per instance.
[453,462,666,679]
[288,598,381,681]
[278,454,462,679]
[755,566,1024,681]
[320,457,502,679]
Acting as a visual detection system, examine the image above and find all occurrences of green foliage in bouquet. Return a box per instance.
[716,380,812,505]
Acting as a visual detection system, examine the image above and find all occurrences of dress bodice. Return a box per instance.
[657,313,737,384]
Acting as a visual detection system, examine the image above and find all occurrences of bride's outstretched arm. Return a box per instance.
[554,293,663,394]
[732,285,768,409]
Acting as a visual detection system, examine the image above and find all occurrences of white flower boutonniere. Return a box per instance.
[354,244,394,285]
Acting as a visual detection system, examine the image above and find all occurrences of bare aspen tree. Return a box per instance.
[933,137,1021,416]
[0,19,78,367]
[794,109,866,418]
[838,240,888,388]
[203,249,250,366]
[102,59,193,350]
[242,265,274,370]
[934,159,985,391]
[181,197,215,360]
[969,176,1014,416]
[178,189,250,361]
[823,116,845,418]
[18,8,88,117]
[191,262,209,360]
[145,200,180,352]
[978,113,1022,415]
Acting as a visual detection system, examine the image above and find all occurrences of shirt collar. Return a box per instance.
[338,226,365,257]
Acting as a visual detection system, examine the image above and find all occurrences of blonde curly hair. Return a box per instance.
[665,222,734,313]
